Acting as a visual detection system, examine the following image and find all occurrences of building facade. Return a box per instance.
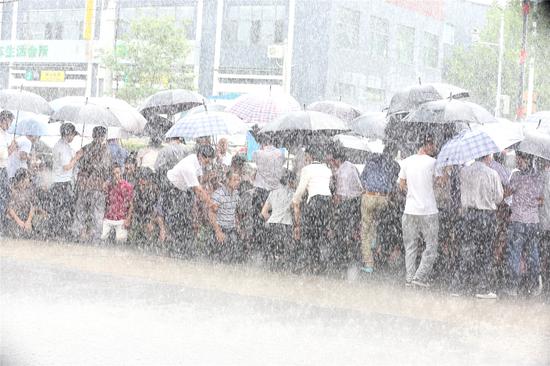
[0,0,489,111]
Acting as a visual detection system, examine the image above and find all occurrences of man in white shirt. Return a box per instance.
[451,154,503,299]
[292,144,333,273]
[216,138,233,167]
[49,123,82,239]
[7,135,36,179]
[0,111,14,232]
[164,144,217,253]
[399,136,439,287]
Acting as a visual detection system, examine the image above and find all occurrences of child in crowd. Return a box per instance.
[6,168,37,238]
[101,164,133,243]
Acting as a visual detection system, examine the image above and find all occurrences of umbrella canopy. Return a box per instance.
[333,134,384,153]
[166,111,249,139]
[403,99,497,125]
[388,83,469,115]
[226,93,301,126]
[349,112,387,140]
[436,129,500,170]
[306,101,361,124]
[185,103,226,116]
[7,114,49,136]
[517,128,550,160]
[472,118,524,151]
[0,89,53,115]
[138,89,204,115]
[50,96,146,134]
[525,111,550,134]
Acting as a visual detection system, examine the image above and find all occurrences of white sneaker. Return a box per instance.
[475,292,498,299]
[531,275,543,297]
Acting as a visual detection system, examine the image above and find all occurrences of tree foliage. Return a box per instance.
[102,17,193,104]
[443,2,550,117]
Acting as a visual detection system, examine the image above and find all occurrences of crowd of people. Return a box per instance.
[0,109,549,299]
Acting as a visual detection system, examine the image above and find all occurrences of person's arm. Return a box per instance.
[494,174,504,205]
[125,200,134,229]
[24,206,35,231]
[261,200,272,221]
[7,207,26,228]
[399,178,407,192]
[63,149,83,171]
[156,215,167,242]
[193,185,216,211]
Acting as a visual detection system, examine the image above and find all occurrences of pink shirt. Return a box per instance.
[104,180,133,221]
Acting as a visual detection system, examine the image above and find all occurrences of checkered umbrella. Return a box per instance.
[307,100,361,124]
[226,93,301,126]
[436,129,500,170]
[165,111,249,139]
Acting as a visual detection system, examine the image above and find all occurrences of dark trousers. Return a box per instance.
[266,223,295,270]
[48,182,75,239]
[207,227,244,263]
[0,168,8,233]
[331,197,361,269]
[299,195,332,273]
[162,186,195,253]
[251,187,270,251]
[452,209,497,294]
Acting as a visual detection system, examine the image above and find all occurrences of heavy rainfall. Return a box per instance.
[0,0,549,365]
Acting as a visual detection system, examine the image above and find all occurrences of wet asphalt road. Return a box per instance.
[1,239,549,366]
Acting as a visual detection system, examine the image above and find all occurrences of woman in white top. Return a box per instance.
[292,144,333,273]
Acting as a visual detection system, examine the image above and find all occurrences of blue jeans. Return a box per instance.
[507,222,541,290]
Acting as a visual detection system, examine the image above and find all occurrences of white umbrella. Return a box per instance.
[472,118,524,151]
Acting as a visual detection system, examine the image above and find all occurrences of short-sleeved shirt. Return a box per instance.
[361,154,400,194]
[212,185,239,229]
[398,154,438,216]
[0,129,9,169]
[335,161,363,198]
[167,154,202,191]
[460,161,503,211]
[7,136,32,178]
[266,186,294,225]
[292,163,332,205]
[253,146,284,191]
[509,170,544,224]
[104,180,133,221]
[52,139,75,183]
[155,143,192,174]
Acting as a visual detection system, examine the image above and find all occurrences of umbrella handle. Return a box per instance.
[12,84,24,139]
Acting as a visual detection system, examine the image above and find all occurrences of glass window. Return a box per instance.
[224,4,286,46]
[17,8,85,40]
[423,32,439,68]
[335,7,360,49]
[397,25,415,64]
[118,5,196,40]
[369,16,389,59]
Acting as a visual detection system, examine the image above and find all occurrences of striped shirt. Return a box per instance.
[212,185,239,229]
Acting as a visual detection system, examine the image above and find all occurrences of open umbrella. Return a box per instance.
[185,103,226,116]
[307,101,361,124]
[517,128,550,160]
[349,112,387,140]
[166,111,249,139]
[50,96,146,134]
[0,89,53,115]
[138,89,204,115]
[525,111,550,134]
[404,99,497,125]
[436,129,501,170]
[226,92,301,126]
[7,114,49,136]
[260,111,349,146]
[388,83,469,115]
[472,118,524,151]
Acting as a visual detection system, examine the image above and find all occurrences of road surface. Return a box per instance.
[1,239,549,365]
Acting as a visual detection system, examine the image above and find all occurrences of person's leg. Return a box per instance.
[101,220,111,240]
[360,195,383,269]
[71,188,90,241]
[451,212,475,294]
[413,214,440,283]
[476,211,497,294]
[114,220,128,242]
[506,222,524,293]
[0,169,9,234]
[402,214,421,283]
[525,224,541,293]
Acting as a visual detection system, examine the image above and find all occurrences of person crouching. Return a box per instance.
[101,164,133,243]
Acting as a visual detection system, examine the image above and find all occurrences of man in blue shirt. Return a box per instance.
[360,147,400,273]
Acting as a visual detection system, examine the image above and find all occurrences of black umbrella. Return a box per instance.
[138,89,204,115]
[388,83,469,115]
[403,99,497,125]
[306,100,362,124]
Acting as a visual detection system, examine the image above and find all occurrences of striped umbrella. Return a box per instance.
[226,93,301,126]
[165,111,249,139]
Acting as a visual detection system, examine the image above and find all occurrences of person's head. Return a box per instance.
[125,153,137,175]
[305,143,325,163]
[516,151,533,171]
[166,136,184,144]
[137,167,156,188]
[280,170,297,189]
[0,110,14,131]
[60,122,78,143]
[26,135,39,144]
[112,164,123,183]
[329,141,346,166]
[196,136,212,146]
[418,135,436,157]
[13,168,31,189]
[476,154,493,164]
[92,126,107,142]
[231,153,246,172]
[217,138,228,155]
[197,144,215,167]
[226,170,241,191]
[149,135,163,147]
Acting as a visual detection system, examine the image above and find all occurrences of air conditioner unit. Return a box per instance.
[267,45,285,59]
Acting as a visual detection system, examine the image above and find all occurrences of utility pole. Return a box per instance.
[495,11,505,117]
[516,0,530,120]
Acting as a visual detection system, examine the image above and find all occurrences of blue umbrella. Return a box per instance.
[436,129,500,170]
[7,114,48,136]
